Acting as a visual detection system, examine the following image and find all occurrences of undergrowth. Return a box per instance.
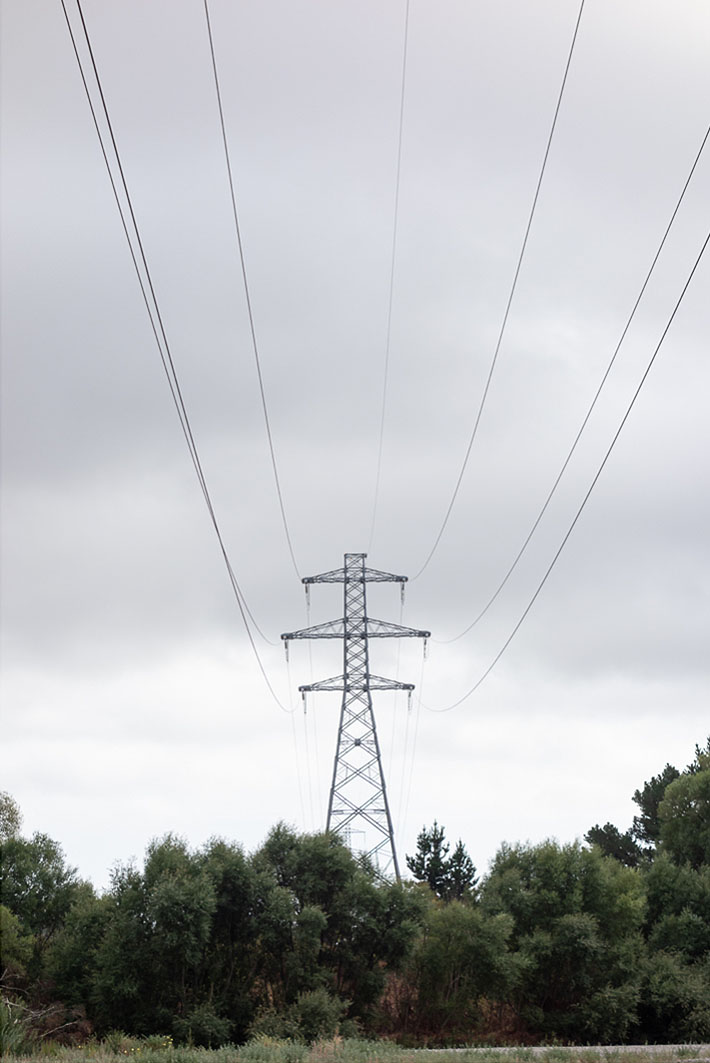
[3,1038,710,1063]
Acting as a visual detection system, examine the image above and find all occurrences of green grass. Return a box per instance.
[5,1042,710,1063]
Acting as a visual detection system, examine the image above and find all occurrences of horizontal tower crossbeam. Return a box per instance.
[282,618,429,641]
[299,674,414,693]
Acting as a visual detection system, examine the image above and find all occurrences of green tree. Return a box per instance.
[482,840,645,1042]
[0,832,82,977]
[406,823,478,901]
[444,840,479,901]
[687,737,710,774]
[584,744,708,869]
[196,838,265,1040]
[89,836,220,1038]
[90,863,153,1034]
[253,825,423,1022]
[585,823,642,867]
[47,886,111,1010]
[632,763,680,849]
[408,820,446,897]
[634,781,710,1045]
[407,822,450,895]
[0,905,34,980]
[644,852,710,957]
[404,902,516,1039]
[143,835,216,984]
[0,792,22,842]
[658,754,710,870]
[636,950,710,1042]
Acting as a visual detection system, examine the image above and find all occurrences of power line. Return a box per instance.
[387,593,407,782]
[368,0,411,552]
[59,2,194,485]
[203,0,301,579]
[400,648,427,843]
[290,710,308,828]
[412,0,587,580]
[285,649,310,827]
[436,121,710,644]
[65,0,280,655]
[305,588,325,823]
[61,0,291,711]
[424,226,710,712]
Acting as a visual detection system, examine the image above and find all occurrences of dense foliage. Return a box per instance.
[1,739,709,1049]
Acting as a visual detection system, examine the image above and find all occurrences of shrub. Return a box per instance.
[172,1006,232,1048]
[0,998,36,1056]
[249,990,348,1044]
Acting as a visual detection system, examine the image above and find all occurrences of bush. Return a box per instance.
[0,998,36,1056]
[637,951,710,1042]
[172,1006,232,1047]
[249,989,348,1044]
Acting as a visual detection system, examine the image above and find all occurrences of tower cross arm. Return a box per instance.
[299,674,416,693]
[303,566,407,585]
[366,618,430,639]
[281,619,429,641]
[281,619,344,641]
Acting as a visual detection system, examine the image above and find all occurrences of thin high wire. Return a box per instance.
[401,648,427,843]
[436,122,710,644]
[305,591,324,823]
[368,0,411,552]
[424,228,710,712]
[290,711,308,829]
[203,0,301,579]
[387,595,406,779]
[313,713,323,827]
[62,0,292,711]
[285,649,309,821]
[68,0,280,654]
[412,0,586,580]
[395,622,420,837]
[302,698,316,829]
[395,697,413,837]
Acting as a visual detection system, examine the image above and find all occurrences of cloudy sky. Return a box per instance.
[2,0,709,890]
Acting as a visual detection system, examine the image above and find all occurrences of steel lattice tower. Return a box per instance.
[281,552,429,878]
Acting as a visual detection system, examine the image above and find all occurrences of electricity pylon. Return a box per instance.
[281,552,429,879]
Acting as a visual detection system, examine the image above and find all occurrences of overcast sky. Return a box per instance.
[2,0,709,890]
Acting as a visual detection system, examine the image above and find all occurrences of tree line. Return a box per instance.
[1,738,709,1047]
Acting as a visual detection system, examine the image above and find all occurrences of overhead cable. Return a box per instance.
[290,711,308,827]
[60,0,293,712]
[413,0,587,579]
[64,0,278,654]
[285,651,309,826]
[424,226,710,712]
[436,122,710,644]
[203,0,301,579]
[368,0,411,551]
[397,646,426,842]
